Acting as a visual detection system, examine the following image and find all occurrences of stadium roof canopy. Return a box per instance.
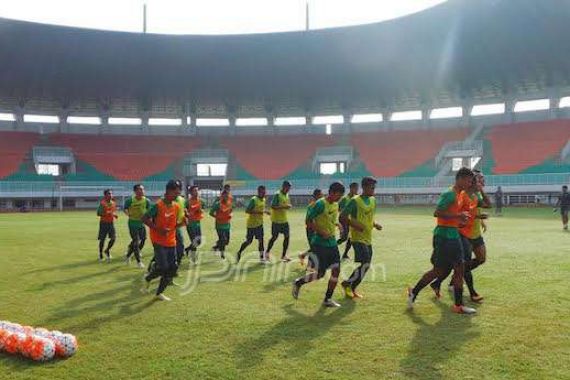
[0,0,569,117]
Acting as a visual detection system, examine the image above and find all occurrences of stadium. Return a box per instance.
[0,0,569,379]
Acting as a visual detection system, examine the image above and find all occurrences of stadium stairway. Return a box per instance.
[485,119,570,174]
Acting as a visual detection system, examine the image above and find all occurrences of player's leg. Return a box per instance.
[237,228,255,262]
[139,227,147,251]
[104,224,116,259]
[562,209,569,230]
[154,246,175,300]
[257,227,265,260]
[175,229,184,267]
[281,223,291,261]
[341,238,352,260]
[342,243,372,298]
[292,246,327,299]
[323,247,341,307]
[265,223,279,257]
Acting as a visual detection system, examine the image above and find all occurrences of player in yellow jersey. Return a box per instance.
[236,185,270,263]
[340,177,382,299]
[266,180,293,262]
[298,188,323,267]
[292,182,346,307]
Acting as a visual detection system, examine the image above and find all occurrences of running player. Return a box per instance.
[292,182,346,307]
[236,185,270,263]
[266,180,292,262]
[97,189,118,263]
[340,177,382,299]
[554,185,570,230]
[430,171,491,302]
[123,184,150,269]
[174,180,186,269]
[298,188,323,267]
[141,180,185,301]
[407,168,477,314]
[338,182,359,261]
[184,185,204,264]
[210,189,233,260]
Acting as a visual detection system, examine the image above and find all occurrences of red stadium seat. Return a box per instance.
[0,131,40,178]
[51,134,201,180]
[486,120,570,174]
[219,135,338,180]
[351,128,469,177]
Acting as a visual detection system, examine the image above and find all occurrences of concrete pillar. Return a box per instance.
[504,96,516,124]
[421,107,431,129]
[343,112,352,134]
[141,110,150,134]
[14,106,24,131]
[461,100,473,128]
[99,109,109,135]
[59,108,69,133]
[548,88,561,120]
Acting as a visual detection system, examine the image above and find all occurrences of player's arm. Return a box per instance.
[554,196,561,211]
[209,200,219,218]
[340,199,365,232]
[270,195,291,210]
[142,205,166,235]
[479,190,492,209]
[245,198,260,215]
[307,202,330,239]
[433,192,468,222]
[123,199,131,217]
[96,204,103,217]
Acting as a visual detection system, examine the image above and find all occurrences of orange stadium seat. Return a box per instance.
[50,134,201,180]
[219,134,339,180]
[0,131,40,178]
[351,128,469,177]
[486,120,570,174]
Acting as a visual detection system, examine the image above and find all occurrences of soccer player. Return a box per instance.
[554,185,570,230]
[97,189,118,263]
[430,171,491,302]
[292,182,346,308]
[494,186,504,216]
[141,180,185,301]
[184,185,204,263]
[123,184,150,269]
[210,189,233,260]
[236,185,270,263]
[266,180,293,262]
[407,168,477,315]
[340,177,382,299]
[174,180,186,269]
[298,188,323,267]
[338,182,359,261]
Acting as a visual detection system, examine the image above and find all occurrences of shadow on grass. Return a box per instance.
[27,266,127,292]
[235,301,356,369]
[39,277,155,333]
[24,259,102,274]
[399,300,480,379]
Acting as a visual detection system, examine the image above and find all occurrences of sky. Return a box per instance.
[0,0,447,35]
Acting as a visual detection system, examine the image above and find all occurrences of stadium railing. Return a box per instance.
[0,173,568,198]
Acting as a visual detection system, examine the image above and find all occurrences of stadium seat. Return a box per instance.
[219,135,338,180]
[350,128,469,177]
[0,131,40,179]
[50,134,201,180]
[486,120,570,174]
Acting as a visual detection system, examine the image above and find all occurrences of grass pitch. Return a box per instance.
[0,207,568,379]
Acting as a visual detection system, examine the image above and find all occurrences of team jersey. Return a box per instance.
[185,197,204,228]
[305,200,318,240]
[97,199,116,223]
[342,195,376,245]
[559,192,570,208]
[175,195,186,226]
[433,187,468,239]
[210,198,232,230]
[338,194,355,212]
[307,198,339,247]
[145,198,180,247]
[271,190,290,224]
[246,196,266,228]
[123,196,150,228]
[459,192,484,239]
